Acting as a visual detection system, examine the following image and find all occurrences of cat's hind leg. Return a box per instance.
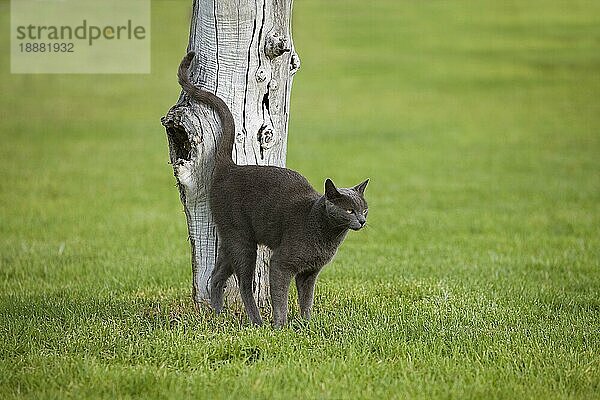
[210,245,234,314]
[269,255,294,328]
[232,242,263,326]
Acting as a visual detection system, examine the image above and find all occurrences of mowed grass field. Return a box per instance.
[1,0,600,398]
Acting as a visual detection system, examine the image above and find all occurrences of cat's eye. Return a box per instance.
[346,209,353,214]
[363,209,368,215]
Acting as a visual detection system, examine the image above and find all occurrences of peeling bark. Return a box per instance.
[161,0,299,308]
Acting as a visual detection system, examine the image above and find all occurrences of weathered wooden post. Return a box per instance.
[161,0,300,308]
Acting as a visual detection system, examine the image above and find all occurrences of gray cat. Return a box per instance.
[178,52,369,327]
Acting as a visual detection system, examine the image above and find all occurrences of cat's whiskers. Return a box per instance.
[362,221,377,231]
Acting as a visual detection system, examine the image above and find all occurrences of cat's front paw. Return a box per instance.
[272,317,288,329]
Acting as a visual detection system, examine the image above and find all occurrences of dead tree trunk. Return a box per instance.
[161,0,299,308]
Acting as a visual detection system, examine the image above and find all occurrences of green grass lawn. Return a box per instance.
[1,0,600,398]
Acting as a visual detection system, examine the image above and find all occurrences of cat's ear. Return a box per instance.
[353,178,369,195]
[325,178,341,199]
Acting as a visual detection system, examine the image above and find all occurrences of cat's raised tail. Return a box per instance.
[177,51,235,165]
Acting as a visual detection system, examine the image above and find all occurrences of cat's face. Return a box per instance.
[324,178,369,231]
